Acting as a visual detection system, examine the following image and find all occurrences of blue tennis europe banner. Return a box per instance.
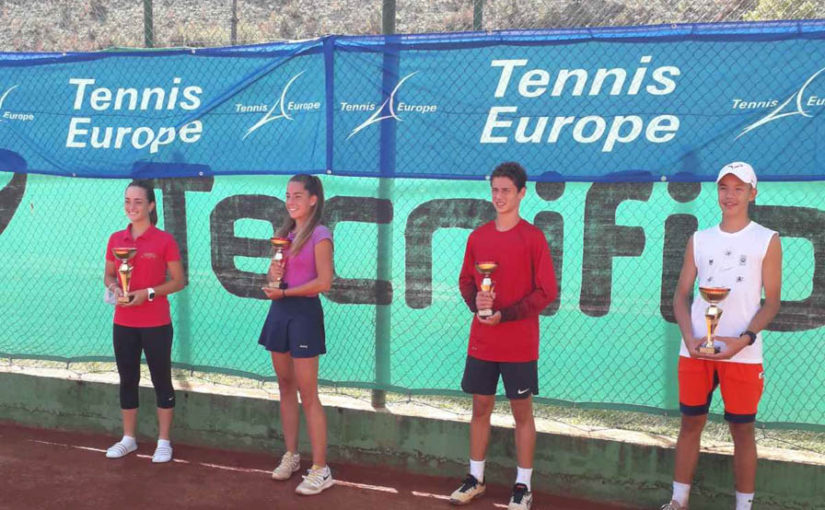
[2,21,825,181]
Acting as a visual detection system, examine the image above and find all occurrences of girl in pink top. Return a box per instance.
[259,174,334,495]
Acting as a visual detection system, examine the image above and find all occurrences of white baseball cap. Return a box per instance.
[716,161,757,189]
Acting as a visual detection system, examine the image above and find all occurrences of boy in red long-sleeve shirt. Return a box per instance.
[450,162,558,510]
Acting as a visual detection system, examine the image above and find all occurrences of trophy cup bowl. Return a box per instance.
[698,286,731,354]
[474,261,498,318]
[112,247,137,304]
[266,237,291,290]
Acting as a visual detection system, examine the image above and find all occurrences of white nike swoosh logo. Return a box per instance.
[517,388,530,395]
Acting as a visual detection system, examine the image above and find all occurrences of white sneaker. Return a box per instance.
[105,440,137,459]
[295,465,334,495]
[449,474,486,505]
[271,452,301,480]
[508,483,533,509]
[152,442,173,463]
[660,501,686,510]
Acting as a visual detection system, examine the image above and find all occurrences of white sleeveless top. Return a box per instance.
[680,221,777,364]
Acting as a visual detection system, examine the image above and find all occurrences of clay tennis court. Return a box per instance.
[0,422,638,510]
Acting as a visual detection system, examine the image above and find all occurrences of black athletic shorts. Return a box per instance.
[461,355,538,400]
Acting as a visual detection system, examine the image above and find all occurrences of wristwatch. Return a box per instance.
[147,287,156,302]
[740,330,757,345]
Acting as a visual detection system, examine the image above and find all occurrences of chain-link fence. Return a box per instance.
[1,2,824,446]
[1,173,824,430]
[1,1,823,51]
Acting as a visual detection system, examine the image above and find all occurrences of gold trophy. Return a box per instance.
[698,286,731,354]
[266,237,291,290]
[112,246,137,304]
[475,261,498,318]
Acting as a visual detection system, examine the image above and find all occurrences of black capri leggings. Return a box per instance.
[112,323,175,409]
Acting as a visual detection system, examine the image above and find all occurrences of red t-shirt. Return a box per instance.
[458,219,558,362]
[105,224,181,328]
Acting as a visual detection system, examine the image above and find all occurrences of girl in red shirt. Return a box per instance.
[103,180,185,463]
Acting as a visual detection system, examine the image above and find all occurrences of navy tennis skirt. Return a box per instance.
[258,296,326,358]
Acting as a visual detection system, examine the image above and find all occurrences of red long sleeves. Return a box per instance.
[458,219,558,362]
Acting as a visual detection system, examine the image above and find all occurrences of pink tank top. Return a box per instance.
[284,225,332,294]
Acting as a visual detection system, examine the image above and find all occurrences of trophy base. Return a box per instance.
[477,309,494,319]
[264,282,288,290]
[697,340,726,355]
[116,295,135,304]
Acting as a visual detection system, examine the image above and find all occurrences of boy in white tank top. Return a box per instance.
[661,162,783,510]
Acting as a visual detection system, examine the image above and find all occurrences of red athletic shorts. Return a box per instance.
[678,356,764,423]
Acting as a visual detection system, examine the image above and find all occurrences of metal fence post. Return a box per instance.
[473,0,484,31]
[230,0,239,46]
[143,0,154,48]
[372,0,397,409]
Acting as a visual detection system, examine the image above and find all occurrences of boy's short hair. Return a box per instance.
[491,162,527,191]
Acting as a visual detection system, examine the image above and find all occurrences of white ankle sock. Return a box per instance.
[515,466,533,491]
[121,435,136,447]
[157,438,171,448]
[735,491,754,510]
[672,481,691,507]
[469,458,485,483]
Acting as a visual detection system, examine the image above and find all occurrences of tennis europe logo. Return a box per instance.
[736,66,825,139]
[0,85,35,123]
[345,72,438,139]
[240,71,321,140]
